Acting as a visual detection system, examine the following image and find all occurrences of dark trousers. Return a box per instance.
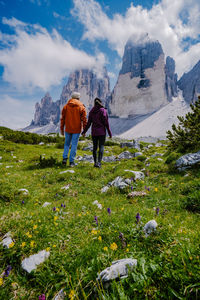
[92,135,106,163]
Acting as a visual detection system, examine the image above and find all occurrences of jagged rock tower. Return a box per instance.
[109,34,177,117]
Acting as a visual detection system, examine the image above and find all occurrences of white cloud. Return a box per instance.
[0,95,35,129]
[72,0,200,77]
[0,17,106,90]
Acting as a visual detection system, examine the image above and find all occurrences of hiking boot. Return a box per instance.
[70,162,77,167]
[62,159,67,165]
[94,163,99,168]
[98,162,102,168]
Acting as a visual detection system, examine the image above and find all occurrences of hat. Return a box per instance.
[94,97,103,107]
[71,92,80,99]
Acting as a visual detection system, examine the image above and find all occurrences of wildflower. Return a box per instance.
[103,246,108,251]
[22,200,25,204]
[30,241,35,248]
[78,213,82,217]
[4,265,12,277]
[61,203,64,207]
[54,216,58,221]
[131,186,133,191]
[53,245,56,248]
[46,247,50,251]
[126,248,129,252]
[33,225,38,230]
[94,216,98,226]
[53,207,56,211]
[136,213,141,224]
[145,186,150,191]
[21,242,26,248]
[110,242,118,251]
[39,294,46,300]
[64,204,66,208]
[121,207,124,211]
[154,187,158,192]
[9,242,15,248]
[11,282,18,289]
[54,223,58,226]
[91,229,98,235]
[156,207,160,215]
[56,208,60,212]
[69,290,75,300]
[107,207,111,215]
[98,236,102,242]
[0,278,3,286]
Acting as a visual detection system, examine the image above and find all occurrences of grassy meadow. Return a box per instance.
[0,132,200,299]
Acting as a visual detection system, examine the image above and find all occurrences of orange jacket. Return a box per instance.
[60,98,87,134]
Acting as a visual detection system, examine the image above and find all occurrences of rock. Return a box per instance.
[53,288,65,300]
[0,156,2,160]
[42,202,51,207]
[59,170,75,174]
[118,151,134,160]
[21,250,50,273]
[83,144,93,151]
[175,151,200,171]
[120,141,140,150]
[39,142,45,145]
[127,191,147,198]
[1,232,13,248]
[93,200,102,209]
[124,170,145,180]
[102,155,116,162]
[97,258,137,283]
[109,176,129,189]
[134,152,143,157]
[165,56,178,101]
[101,186,110,193]
[157,158,163,161]
[178,60,200,103]
[61,184,70,190]
[143,220,158,237]
[151,153,163,158]
[18,188,29,196]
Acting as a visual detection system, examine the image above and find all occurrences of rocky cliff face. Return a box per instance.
[178,60,200,103]
[32,69,110,126]
[32,93,60,126]
[109,35,177,117]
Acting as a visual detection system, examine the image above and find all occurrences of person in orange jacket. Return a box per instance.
[60,92,87,166]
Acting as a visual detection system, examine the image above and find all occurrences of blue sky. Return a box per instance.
[0,0,200,129]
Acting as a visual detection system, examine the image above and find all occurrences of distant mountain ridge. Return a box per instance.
[24,34,200,137]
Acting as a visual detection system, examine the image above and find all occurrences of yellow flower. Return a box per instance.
[33,225,38,230]
[54,216,58,221]
[78,213,82,217]
[154,187,158,192]
[46,247,50,251]
[21,242,26,248]
[110,242,118,251]
[127,244,130,247]
[91,229,98,235]
[56,208,60,212]
[69,289,75,300]
[98,236,102,242]
[121,207,124,211]
[9,242,15,248]
[53,244,56,248]
[54,222,58,226]
[30,241,35,248]
[11,282,18,289]
[0,278,3,286]
[126,248,129,252]
[103,246,108,251]
[26,232,32,238]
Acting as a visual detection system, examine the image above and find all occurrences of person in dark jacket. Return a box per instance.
[82,97,112,168]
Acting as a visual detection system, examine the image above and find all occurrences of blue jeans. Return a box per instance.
[63,132,80,163]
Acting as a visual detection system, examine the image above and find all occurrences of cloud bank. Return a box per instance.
[0,17,105,90]
[72,0,200,77]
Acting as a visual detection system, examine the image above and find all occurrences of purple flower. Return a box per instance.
[61,203,63,207]
[145,186,150,191]
[39,294,45,300]
[107,208,111,215]
[94,216,98,226]
[136,213,141,224]
[64,204,66,208]
[4,265,12,277]
[22,200,25,204]
[131,186,133,191]
[53,207,56,211]
[156,207,160,215]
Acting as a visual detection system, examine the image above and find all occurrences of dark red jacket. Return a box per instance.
[82,105,112,137]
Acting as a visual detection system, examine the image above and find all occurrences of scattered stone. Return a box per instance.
[118,151,134,160]
[148,144,153,148]
[53,288,65,300]
[124,170,145,180]
[83,144,93,151]
[103,155,116,162]
[42,202,51,207]
[93,200,102,209]
[97,258,137,284]
[5,166,13,168]
[1,232,13,248]
[21,250,50,273]
[109,176,129,189]
[127,191,147,198]
[18,188,29,196]
[0,156,2,160]
[120,141,140,150]
[59,170,75,174]
[101,186,110,193]
[143,220,158,237]
[151,153,163,158]
[175,151,200,171]
[39,142,45,145]
[61,184,70,190]
[134,152,143,157]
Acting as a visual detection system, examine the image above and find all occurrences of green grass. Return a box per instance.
[0,138,200,299]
